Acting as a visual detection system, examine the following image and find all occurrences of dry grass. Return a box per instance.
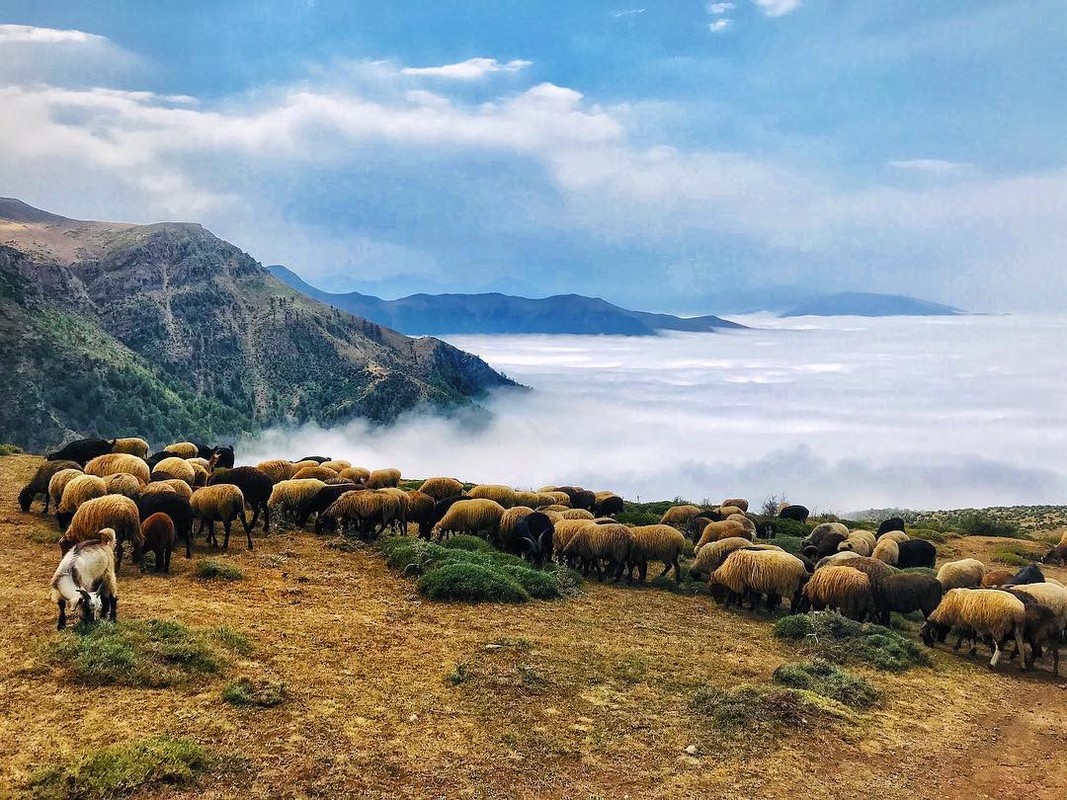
[3,454,1067,799]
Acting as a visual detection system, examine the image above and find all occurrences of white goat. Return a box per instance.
[49,528,119,630]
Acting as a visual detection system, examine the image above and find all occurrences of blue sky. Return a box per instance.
[0,1,1063,311]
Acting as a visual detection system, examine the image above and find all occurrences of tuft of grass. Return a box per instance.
[193,559,243,581]
[689,683,850,744]
[440,534,496,553]
[29,735,207,799]
[773,611,930,672]
[222,678,287,708]
[772,659,880,709]
[614,655,648,685]
[989,543,1042,566]
[418,562,529,603]
[767,518,809,540]
[47,620,251,688]
[0,443,24,456]
[764,534,805,555]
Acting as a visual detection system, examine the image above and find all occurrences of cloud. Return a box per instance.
[707,2,735,13]
[708,19,731,32]
[400,57,532,80]
[888,159,973,174]
[0,23,139,86]
[0,24,105,44]
[752,0,801,17]
[611,9,647,18]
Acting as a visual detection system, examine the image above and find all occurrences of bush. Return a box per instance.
[773,611,929,672]
[29,736,206,799]
[772,659,879,708]
[0,443,24,456]
[222,678,287,707]
[764,534,804,555]
[47,620,251,687]
[440,535,495,553]
[958,511,1022,539]
[991,548,1033,567]
[767,519,808,540]
[689,683,849,742]
[418,562,529,603]
[193,559,243,581]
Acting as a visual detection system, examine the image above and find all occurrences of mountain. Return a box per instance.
[780,292,962,317]
[0,199,517,451]
[267,265,745,336]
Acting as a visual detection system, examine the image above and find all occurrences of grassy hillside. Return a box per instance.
[3,453,1066,799]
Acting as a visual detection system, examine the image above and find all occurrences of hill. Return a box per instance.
[781,292,962,317]
[268,265,745,336]
[0,199,516,451]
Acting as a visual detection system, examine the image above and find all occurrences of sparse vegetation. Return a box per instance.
[689,683,851,746]
[0,443,23,456]
[772,659,880,709]
[222,678,287,708]
[990,543,1040,567]
[194,558,244,581]
[773,611,930,672]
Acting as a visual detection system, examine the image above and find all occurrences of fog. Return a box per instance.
[242,314,1067,513]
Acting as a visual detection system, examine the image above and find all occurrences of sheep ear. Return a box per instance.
[77,589,91,608]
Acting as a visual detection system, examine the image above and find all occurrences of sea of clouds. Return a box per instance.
[242,313,1067,514]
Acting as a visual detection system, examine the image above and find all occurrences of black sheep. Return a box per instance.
[872,572,943,626]
[896,539,936,569]
[877,517,906,537]
[1004,564,1045,586]
[593,494,625,517]
[18,459,80,513]
[297,484,360,528]
[778,504,809,522]
[211,445,235,469]
[504,512,554,567]
[47,438,115,467]
[208,466,273,532]
[298,455,331,464]
[137,493,194,558]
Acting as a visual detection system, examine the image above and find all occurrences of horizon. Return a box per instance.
[0,3,1063,313]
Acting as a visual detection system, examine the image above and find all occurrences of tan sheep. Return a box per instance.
[695,519,751,551]
[936,558,986,590]
[803,566,875,621]
[152,456,196,486]
[538,504,571,514]
[365,468,402,489]
[921,588,1027,670]
[292,466,340,482]
[722,498,749,512]
[560,508,595,521]
[552,519,597,557]
[190,484,250,550]
[112,437,150,459]
[513,490,543,508]
[189,461,210,488]
[290,459,321,472]
[659,505,704,527]
[542,491,572,508]
[140,482,178,497]
[268,479,328,518]
[872,538,900,566]
[379,487,411,533]
[561,522,634,582]
[689,536,761,580]
[468,484,517,508]
[432,499,506,540]
[338,466,371,483]
[48,469,84,512]
[84,453,151,485]
[320,490,400,538]
[726,513,757,536]
[257,459,298,484]
[717,505,743,518]
[879,531,910,544]
[419,477,465,501]
[629,524,686,583]
[58,475,108,523]
[319,460,351,472]
[60,494,142,571]
[709,549,808,612]
[104,473,142,500]
[498,506,536,539]
[164,441,200,459]
[837,530,877,557]
[159,479,194,500]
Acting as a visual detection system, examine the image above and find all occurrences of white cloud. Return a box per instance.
[0,24,106,44]
[752,0,801,17]
[888,158,973,174]
[709,19,731,32]
[611,8,647,18]
[707,2,735,14]
[400,57,532,80]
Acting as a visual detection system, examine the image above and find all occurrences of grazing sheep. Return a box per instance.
[419,477,465,501]
[561,522,634,582]
[629,524,686,583]
[872,538,900,565]
[379,487,411,533]
[338,466,371,484]
[140,512,176,573]
[319,460,351,472]
[317,490,399,538]
[164,441,200,459]
[19,460,81,513]
[937,559,986,590]
[709,549,808,612]
[982,568,1016,587]
[921,588,1027,670]
[496,510,553,565]
[190,484,250,550]
[722,498,749,513]
[112,437,150,459]
[717,505,743,518]
[405,490,438,539]
[61,494,142,571]
[513,491,542,508]
[56,475,109,528]
[256,459,298,484]
[837,530,877,557]
[137,492,195,559]
[801,522,850,560]
[365,468,402,489]
[296,484,362,528]
[685,515,717,542]
[47,468,84,512]
[593,492,625,517]
[1011,598,1061,675]
[297,455,330,464]
[538,504,571,514]
[85,453,151,485]
[879,531,910,544]
[689,537,765,580]
[152,457,196,486]
[432,499,507,540]
[140,483,177,497]
[1042,534,1067,566]
[468,484,517,508]
[872,572,943,626]
[211,445,235,470]
[895,539,937,569]
[292,466,340,482]
[1010,582,1067,631]
[836,556,898,591]
[104,473,142,500]
[560,508,595,521]
[726,513,757,537]
[778,504,809,522]
[209,467,274,533]
[659,505,703,527]
[268,479,328,519]
[47,438,116,467]
[540,491,571,508]
[50,529,118,629]
[695,520,751,551]
[289,459,321,473]
[877,517,907,536]
[498,506,535,540]
[190,462,211,488]
[802,566,876,621]
[155,479,193,500]
[552,519,598,561]
[815,551,864,570]
[1004,564,1046,586]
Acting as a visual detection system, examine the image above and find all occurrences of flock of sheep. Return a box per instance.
[15,435,1067,676]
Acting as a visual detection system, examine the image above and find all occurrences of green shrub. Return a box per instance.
[773,611,929,672]
[29,736,206,799]
[47,620,251,687]
[440,535,495,553]
[0,443,24,456]
[222,678,287,708]
[767,518,808,540]
[991,548,1033,567]
[193,559,243,581]
[764,534,804,555]
[689,683,847,740]
[615,510,661,526]
[498,565,561,599]
[417,562,529,603]
[772,659,879,708]
[958,511,1022,539]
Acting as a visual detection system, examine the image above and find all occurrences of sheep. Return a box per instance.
[189,462,210,488]
[137,492,194,558]
[1011,598,1061,675]
[552,519,598,561]
[695,520,751,551]
[154,478,193,500]
[876,517,907,536]
[365,468,402,489]
[268,479,328,520]
[256,459,298,484]
[112,437,150,459]
[513,491,542,508]
[561,522,634,582]
[140,512,176,573]
[629,524,686,583]
[548,486,594,510]
[317,490,399,539]
[186,457,212,470]
[432,499,507,541]
[538,504,571,514]
[47,438,116,467]
[84,453,151,485]
[498,506,536,541]
[380,487,411,533]
[164,441,200,458]
[405,490,438,539]
[468,484,517,508]
[151,457,196,486]
[295,484,362,528]
[1043,533,1067,566]
[208,467,274,533]
[895,539,937,569]
[496,510,553,565]
[726,513,757,537]
[297,455,330,464]
[937,559,987,590]
[19,460,81,513]
[190,484,250,550]
[540,491,571,508]
[872,538,900,565]
[722,498,749,513]
[659,505,704,527]
[871,572,943,626]
[560,508,595,521]
[319,460,351,472]
[50,529,118,629]
[104,473,142,500]
[837,530,877,557]
[47,468,84,512]
[879,531,910,544]
[717,505,743,518]
[835,556,898,593]
[1010,582,1067,631]
[292,466,340,482]
[982,568,1016,587]
[920,588,1027,670]
[593,492,624,517]
[685,515,717,542]
[60,494,142,572]
[289,459,321,472]
[418,477,465,501]
[815,550,863,570]
[801,522,850,560]
[211,445,235,470]
[56,475,108,528]
[338,466,371,484]
[778,504,809,522]
[802,566,876,621]
[689,537,775,580]
[708,549,808,613]
[1003,564,1046,586]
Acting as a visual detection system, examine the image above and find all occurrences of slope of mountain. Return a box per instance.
[780,292,962,317]
[267,265,745,336]
[0,199,516,451]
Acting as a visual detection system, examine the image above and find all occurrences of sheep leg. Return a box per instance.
[263,504,271,534]
[245,522,254,551]
[109,596,118,622]
[115,542,124,573]
[183,525,192,558]
[989,637,1003,669]
[246,506,260,535]
[222,519,232,550]
[163,546,171,573]
[56,600,67,631]
[1014,628,1027,672]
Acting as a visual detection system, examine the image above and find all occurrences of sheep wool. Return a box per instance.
[20,460,83,512]
[84,453,151,485]
[709,549,808,611]
[365,468,402,489]
[695,520,751,551]
[560,508,595,521]
[922,588,1027,669]
[111,437,150,459]
[164,442,200,459]
[141,482,178,497]
[292,466,340,482]
[190,484,250,549]
[936,559,986,590]
[104,473,142,500]
[152,457,197,486]
[837,530,877,557]
[872,537,900,566]
[338,466,372,483]
[726,513,757,535]
[880,531,910,544]
[629,524,686,583]
[58,475,108,517]
[1011,582,1067,629]
[815,551,863,570]
[659,505,703,527]
[551,519,598,556]
[561,522,634,582]
[982,568,1016,587]
[257,459,298,484]
[716,505,743,518]
[432,499,507,538]
[62,494,142,570]
[268,479,328,516]
[803,566,875,621]
[319,460,351,472]
[689,536,760,579]
[48,468,85,511]
[499,506,536,538]
[721,498,750,513]
[468,484,517,508]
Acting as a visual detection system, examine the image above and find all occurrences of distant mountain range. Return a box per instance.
[780,292,962,317]
[0,199,515,450]
[267,265,745,336]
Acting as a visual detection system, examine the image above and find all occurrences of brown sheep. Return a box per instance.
[84,453,151,486]
[152,457,196,486]
[802,566,875,621]
[47,468,85,513]
[629,524,686,583]
[338,466,372,483]
[141,512,176,573]
[468,484,517,508]
[19,460,82,513]
[104,473,142,500]
[561,522,634,582]
[419,477,466,501]
[164,441,200,458]
[256,459,297,484]
[695,519,750,551]
[60,494,143,571]
[292,466,340,481]
[57,475,109,527]
[721,498,750,513]
[659,505,704,527]
[112,437,150,459]
[365,468,402,489]
[190,484,250,550]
